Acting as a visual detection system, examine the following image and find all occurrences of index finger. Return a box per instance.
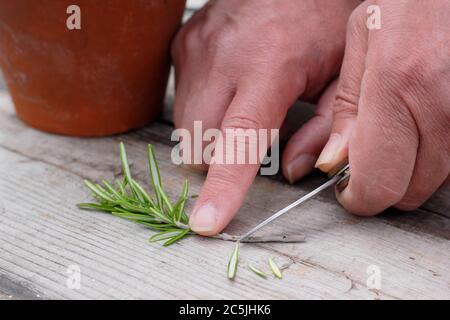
[189,76,302,235]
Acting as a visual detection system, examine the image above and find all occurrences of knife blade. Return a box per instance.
[239,163,350,241]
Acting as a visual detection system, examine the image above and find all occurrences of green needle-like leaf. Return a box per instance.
[173,180,189,223]
[248,265,267,279]
[269,257,282,279]
[84,180,115,203]
[119,142,132,182]
[163,228,190,247]
[119,143,147,203]
[116,179,126,196]
[112,212,158,222]
[130,178,154,206]
[149,229,186,243]
[137,221,173,231]
[77,203,117,212]
[147,144,163,208]
[156,184,173,213]
[227,242,240,280]
[171,197,187,224]
[102,180,121,199]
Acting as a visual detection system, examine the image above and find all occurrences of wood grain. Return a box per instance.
[0,2,448,298]
[0,92,449,299]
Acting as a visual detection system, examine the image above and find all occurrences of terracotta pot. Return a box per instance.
[0,0,185,136]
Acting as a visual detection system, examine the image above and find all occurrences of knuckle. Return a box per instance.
[333,93,358,119]
[205,166,244,195]
[373,52,431,93]
[171,26,200,62]
[222,114,264,131]
[199,15,238,55]
[369,50,450,145]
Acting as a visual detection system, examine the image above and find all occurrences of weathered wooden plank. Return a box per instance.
[0,95,449,299]
[422,188,450,219]
[0,148,383,299]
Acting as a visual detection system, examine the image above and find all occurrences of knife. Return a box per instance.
[239,162,351,242]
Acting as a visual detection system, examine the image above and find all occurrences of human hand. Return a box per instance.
[316,0,450,215]
[171,0,359,235]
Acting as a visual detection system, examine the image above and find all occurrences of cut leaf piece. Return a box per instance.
[248,265,267,279]
[227,242,240,280]
[269,257,282,279]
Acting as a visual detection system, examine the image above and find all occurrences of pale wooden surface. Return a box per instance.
[1,1,449,300]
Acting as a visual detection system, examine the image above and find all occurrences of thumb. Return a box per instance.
[315,5,368,173]
[189,76,303,235]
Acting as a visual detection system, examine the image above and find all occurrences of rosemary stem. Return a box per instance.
[213,233,306,243]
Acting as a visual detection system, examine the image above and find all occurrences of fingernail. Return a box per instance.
[286,154,317,184]
[315,133,342,171]
[190,203,218,233]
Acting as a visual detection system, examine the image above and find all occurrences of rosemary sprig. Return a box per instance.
[78,142,192,246]
[78,143,295,281]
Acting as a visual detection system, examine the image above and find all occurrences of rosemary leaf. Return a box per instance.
[119,143,147,203]
[268,257,282,279]
[137,221,174,231]
[95,183,114,198]
[171,180,189,224]
[149,229,186,242]
[119,142,133,182]
[181,212,189,225]
[248,265,267,279]
[77,203,116,212]
[115,179,126,196]
[84,180,115,203]
[175,180,189,223]
[227,242,240,280]
[157,184,173,213]
[102,180,121,198]
[163,228,190,247]
[130,178,154,205]
[147,144,163,209]
[171,196,187,224]
[148,207,173,224]
[115,200,152,215]
[112,212,158,222]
